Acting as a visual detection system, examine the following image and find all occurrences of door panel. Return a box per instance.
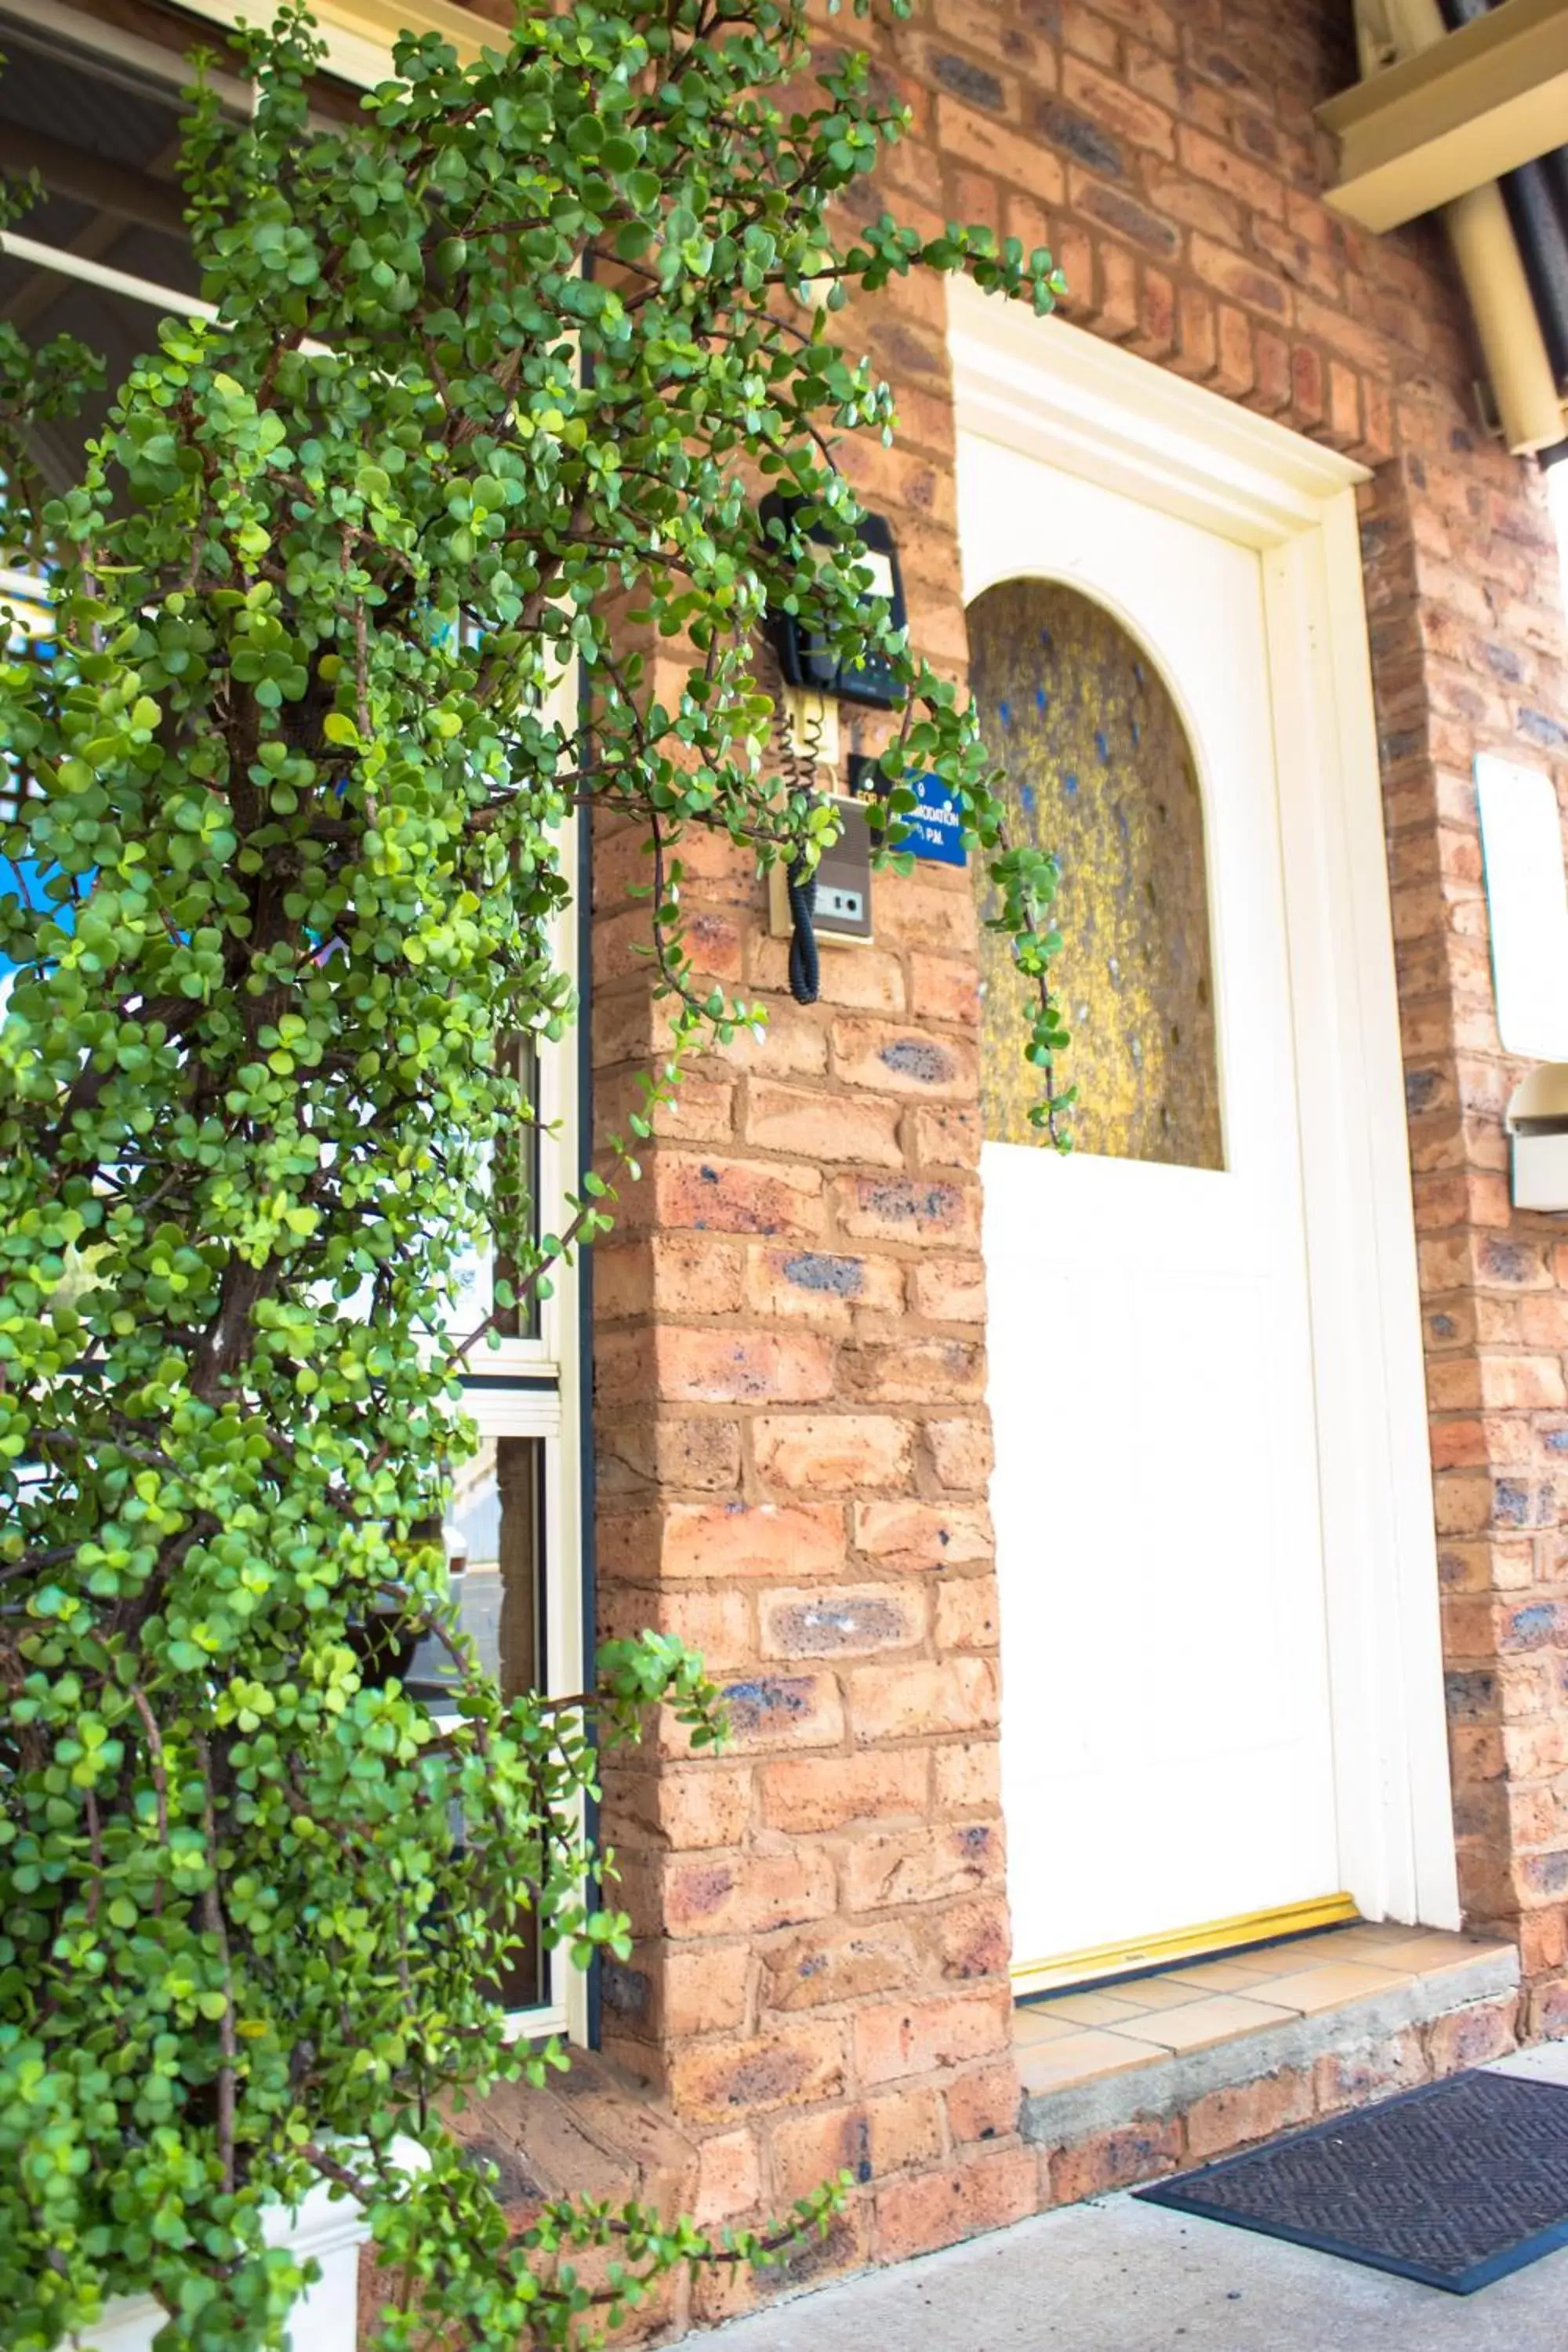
[961,430,1341,1982]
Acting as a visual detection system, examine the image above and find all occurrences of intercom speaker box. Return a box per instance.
[767,795,876,947]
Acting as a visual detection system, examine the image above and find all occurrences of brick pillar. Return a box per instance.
[588,263,1037,2300]
[1360,427,1568,2034]
[577,0,1568,2310]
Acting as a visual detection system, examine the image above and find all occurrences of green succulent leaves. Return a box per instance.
[0,2,1066,2346]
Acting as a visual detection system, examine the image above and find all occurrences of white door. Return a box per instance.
[962,428,1344,1985]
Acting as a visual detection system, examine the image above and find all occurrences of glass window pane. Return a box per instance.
[406,1435,547,2013]
[442,1039,543,1345]
[493,1037,543,1343]
[405,1435,544,1704]
[969,578,1225,1171]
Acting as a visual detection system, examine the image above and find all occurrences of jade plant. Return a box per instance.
[0,1,1069,2343]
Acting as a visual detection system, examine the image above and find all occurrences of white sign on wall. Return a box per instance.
[1476,753,1568,1061]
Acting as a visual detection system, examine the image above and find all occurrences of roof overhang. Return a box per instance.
[1317,0,1568,233]
[166,0,492,84]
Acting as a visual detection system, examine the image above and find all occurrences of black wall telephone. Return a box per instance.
[760,495,908,712]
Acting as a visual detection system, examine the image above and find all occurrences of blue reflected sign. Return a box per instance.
[0,857,77,976]
[902,775,967,867]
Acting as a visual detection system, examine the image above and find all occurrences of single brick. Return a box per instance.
[1312,2029,1429,2116]
[746,1244,903,1328]
[1047,2118,1184,2205]
[769,2088,946,2202]
[1184,2069,1315,2162]
[758,1749,931,1833]
[854,1987,1013,2087]
[754,1414,916,1494]
[1424,1995,1519,2077]
[618,1941,753,2039]
[760,1583,928,1660]
[844,1822,1006,1913]
[872,2144,1038,2263]
[652,1150,826,1238]
[849,1336,987,1405]
[937,1893,1014,1980]
[909,1255,989,1324]
[659,1501,847,1582]
[645,1326,837,1406]
[715,1671,847,1754]
[833,1174,982,1247]
[853,1499,995,1570]
[662,1849,838,1939]
[909,1103,984,1168]
[762,1921,925,2014]
[613,1762,753,1852]
[935,1576,1001,1651]
[922,1418,996,1492]
[849,1657,1000,1744]
[668,2024,848,2125]
[830,1017,978,1100]
[933,1739,1004,1815]
[743,1080,904,1168]
[908,951,982,1026]
[945,2056,1023,2143]
[694,2128,764,2226]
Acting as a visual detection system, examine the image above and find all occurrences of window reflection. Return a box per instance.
[442,1039,543,1344]
[406,1436,543,1704]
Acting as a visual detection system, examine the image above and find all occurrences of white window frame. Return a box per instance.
[1,0,590,2044]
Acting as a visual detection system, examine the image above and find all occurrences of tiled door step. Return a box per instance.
[1015,1923,1521,2205]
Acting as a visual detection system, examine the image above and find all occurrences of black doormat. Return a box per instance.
[1135,2069,1568,2294]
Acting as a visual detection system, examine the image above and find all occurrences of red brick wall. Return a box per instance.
[583,0,1568,2315]
[1365,459,1568,2026]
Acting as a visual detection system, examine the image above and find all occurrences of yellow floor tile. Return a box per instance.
[1014,2028,1167,2096]
[1367,1932,1507,1975]
[1250,1959,1414,2013]
[1116,1974,1214,2010]
[1033,1989,1154,2027]
[1120,1991,1298,2053]
[1228,1936,1361,1977]
[1013,2005,1086,2045]
[1287,1926,1404,1958]
[1170,1960,1277,1993]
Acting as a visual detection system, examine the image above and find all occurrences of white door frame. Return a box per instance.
[948,277,1459,1935]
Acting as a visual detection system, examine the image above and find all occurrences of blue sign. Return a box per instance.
[902,775,967,867]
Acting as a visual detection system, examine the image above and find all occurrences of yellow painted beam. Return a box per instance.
[1317,0,1568,234]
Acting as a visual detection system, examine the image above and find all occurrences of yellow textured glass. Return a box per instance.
[968,578,1224,1169]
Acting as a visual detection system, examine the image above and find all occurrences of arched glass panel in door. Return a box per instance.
[967,578,1225,1171]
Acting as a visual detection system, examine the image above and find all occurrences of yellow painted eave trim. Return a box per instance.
[1316,0,1568,233]
[1011,1893,1360,1999]
[168,0,495,85]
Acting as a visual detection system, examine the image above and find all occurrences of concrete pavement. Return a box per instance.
[671,2045,1568,2352]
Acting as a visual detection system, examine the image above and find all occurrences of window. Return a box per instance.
[419,1000,586,2034]
[967,576,1225,1171]
[0,0,587,2040]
